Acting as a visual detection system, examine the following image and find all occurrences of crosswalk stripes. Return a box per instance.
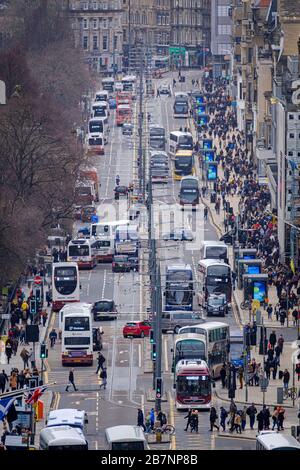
[173,409,213,450]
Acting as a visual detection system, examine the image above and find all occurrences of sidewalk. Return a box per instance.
[0,276,54,445]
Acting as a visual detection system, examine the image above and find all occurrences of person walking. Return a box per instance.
[0,370,8,393]
[234,413,242,434]
[184,409,192,431]
[49,329,57,348]
[204,206,208,220]
[17,370,25,389]
[282,369,290,393]
[257,409,264,432]
[41,310,48,327]
[150,408,155,430]
[220,363,226,388]
[277,406,285,430]
[262,405,270,430]
[190,410,199,433]
[9,371,17,391]
[20,347,30,369]
[95,352,106,374]
[209,406,220,431]
[238,365,244,389]
[99,368,107,390]
[145,412,151,433]
[271,407,279,430]
[246,403,257,430]
[269,331,277,350]
[65,369,78,392]
[220,407,228,431]
[266,304,273,321]
[5,342,12,364]
[241,406,247,431]
[277,334,284,354]
[137,409,146,432]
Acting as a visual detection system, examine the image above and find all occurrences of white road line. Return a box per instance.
[164,336,169,373]
[101,269,107,299]
[138,343,142,368]
[105,110,116,197]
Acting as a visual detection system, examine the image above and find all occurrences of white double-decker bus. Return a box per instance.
[67,239,97,269]
[52,262,80,312]
[62,311,93,366]
[90,220,130,261]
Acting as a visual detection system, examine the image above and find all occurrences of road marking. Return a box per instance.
[164,336,169,372]
[101,269,107,299]
[138,343,142,368]
[105,110,116,197]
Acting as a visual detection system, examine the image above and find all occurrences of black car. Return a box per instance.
[112,255,131,272]
[122,123,134,135]
[206,294,228,317]
[114,185,128,200]
[92,300,118,321]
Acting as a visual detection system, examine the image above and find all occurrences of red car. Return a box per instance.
[123,321,151,338]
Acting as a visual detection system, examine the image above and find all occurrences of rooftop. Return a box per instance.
[280,0,300,17]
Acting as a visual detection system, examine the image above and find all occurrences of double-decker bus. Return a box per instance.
[61,311,93,366]
[169,131,193,158]
[90,220,130,261]
[199,241,229,263]
[179,176,199,207]
[91,102,108,119]
[95,90,109,102]
[179,322,230,378]
[197,260,232,308]
[86,133,105,155]
[172,333,206,369]
[175,360,211,409]
[121,75,136,94]
[52,262,80,312]
[149,125,166,151]
[165,264,194,311]
[116,104,132,126]
[173,92,189,119]
[173,150,195,180]
[67,239,97,270]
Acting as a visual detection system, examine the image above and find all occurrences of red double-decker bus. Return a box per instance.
[175,359,211,410]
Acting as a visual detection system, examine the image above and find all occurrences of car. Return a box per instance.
[92,300,118,321]
[108,98,117,109]
[162,228,194,241]
[206,293,228,317]
[114,185,128,200]
[159,84,171,95]
[112,255,131,272]
[128,256,139,272]
[122,123,134,135]
[123,321,152,338]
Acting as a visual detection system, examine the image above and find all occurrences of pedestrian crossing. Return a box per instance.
[173,409,213,450]
[47,368,100,391]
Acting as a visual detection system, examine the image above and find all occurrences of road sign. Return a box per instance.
[33,275,42,285]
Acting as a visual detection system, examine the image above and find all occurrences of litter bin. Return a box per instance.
[277,387,284,404]
[210,191,216,204]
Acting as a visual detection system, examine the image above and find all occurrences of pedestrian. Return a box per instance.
[292,308,299,326]
[0,370,8,393]
[271,406,278,430]
[41,310,48,327]
[277,334,284,354]
[145,412,151,433]
[234,413,242,434]
[95,352,106,374]
[282,368,290,392]
[20,348,30,369]
[46,290,52,307]
[204,206,208,221]
[137,408,146,432]
[5,343,12,364]
[266,304,273,320]
[190,410,199,433]
[262,405,270,430]
[241,406,247,431]
[157,410,167,428]
[209,406,219,431]
[65,369,78,392]
[99,368,107,390]
[49,329,57,348]
[220,407,228,431]
[220,363,226,388]
[257,409,264,432]
[184,409,192,431]
[17,370,25,389]
[238,365,244,389]
[9,371,17,391]
[246,403,257,430]
[269,330,276,349]
[277,406,285,430]
[150,408,155,430]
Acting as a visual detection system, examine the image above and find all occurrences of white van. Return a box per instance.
[46,409,88,433]
[39,426,88,450]
[105,425,149,450]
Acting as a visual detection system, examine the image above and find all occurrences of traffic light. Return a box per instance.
[250,327,257,346]
[150,330,154,344]
[151,343,157,361]
[29,298,36,315]
[40,343,48,359]
[156,377,162,399]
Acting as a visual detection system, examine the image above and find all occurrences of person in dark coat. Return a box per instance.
[184,409,192,431]
[95,352,106,374]
[257,410,264,432]
[209,407,219,431]
[246,403,257,430]
[269,331,276,349]
[65,369,78,392]
[220,363,227,388]
[5,343,12,364]
[0,370,8,393]
[262,405,270,430]
[137,408,145,431]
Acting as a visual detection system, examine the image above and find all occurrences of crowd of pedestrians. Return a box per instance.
[137,408,168,434]
[0,366,40,394]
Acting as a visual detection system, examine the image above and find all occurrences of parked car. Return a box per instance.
[162,228,194,241]
[112,255,131,272]
[206,293,228,317]
[92,300,118,321]
[114,185,128,200]
[123,321,151,338]
[122,123,134,135]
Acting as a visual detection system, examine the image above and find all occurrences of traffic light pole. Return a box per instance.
[155,264,162,413]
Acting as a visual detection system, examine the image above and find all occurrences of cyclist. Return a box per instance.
[157,411,167,429]
[49,328,57,348]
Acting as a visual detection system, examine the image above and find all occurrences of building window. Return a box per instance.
[83,36,88,49]
[218,43,230,55]
[218,24,232,35]
[93,1,98,9]
[114,35,117,50]
[157,14,162,25]
[83,18,88,29]
[103,35,108,50]
[93,18,97,29]
[83,1,88,10]
[103,19,107,28]
[93,35,98,50]
[218,6,229,16]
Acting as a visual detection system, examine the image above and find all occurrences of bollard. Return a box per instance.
[155,429,162,443]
